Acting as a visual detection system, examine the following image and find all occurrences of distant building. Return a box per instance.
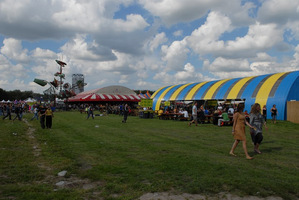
[72,74,85,94]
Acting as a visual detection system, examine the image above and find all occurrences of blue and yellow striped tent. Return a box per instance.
[151,71,299,120]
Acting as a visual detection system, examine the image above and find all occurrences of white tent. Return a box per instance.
[25,98,36,103]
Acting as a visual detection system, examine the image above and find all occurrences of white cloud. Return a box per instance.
[149,32,168,52]
[257,0,299,40]
[206,57,250,73]
[286,20,299,41]
[139,0,212,26]
[186,13,283,59]
[52,0,101,31]
[32,48,57,59]
[153,71,173,85]
[60,34,117,62]
[254,52,274,62]
[257,0,299,25]
[0,54,12,79]
[153,63,208,86]
[119,75,129,84]
[1,38,30,63]
[226,22,283,53]
[139,0,254,26]
[288,44,299,70]
[139,0,255,26]
[113,14,149,32]
[173,30,183,37]
[186,11,231,54]
[173,63,208,83]
[161,40,189,71]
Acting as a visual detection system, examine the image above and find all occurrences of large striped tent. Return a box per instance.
[68,85,143,102]
[151,71,299,120]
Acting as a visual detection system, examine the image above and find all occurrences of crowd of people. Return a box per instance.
[73,103,135,123]
[158,102,236,125]
[2,99,280,160]
[155,101,280,160]
[1,102,28,121]
[1,102,54,129]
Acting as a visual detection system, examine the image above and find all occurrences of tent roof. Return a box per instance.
[151,70,299,120]
[68,85,143,102]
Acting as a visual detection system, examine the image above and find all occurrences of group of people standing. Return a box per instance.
[85,103,130,123]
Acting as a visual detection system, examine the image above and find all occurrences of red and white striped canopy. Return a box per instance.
[67,85,145,102]
[68,93,143,102]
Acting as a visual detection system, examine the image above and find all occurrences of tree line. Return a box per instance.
[133,90,154,96]
[0,88,52,101]
[0,88,155,101]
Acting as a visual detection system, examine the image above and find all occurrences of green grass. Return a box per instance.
[0,111,298,199]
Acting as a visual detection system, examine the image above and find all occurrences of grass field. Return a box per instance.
[0,111,298,200]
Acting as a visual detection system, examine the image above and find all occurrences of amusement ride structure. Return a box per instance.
[34,60,86,101]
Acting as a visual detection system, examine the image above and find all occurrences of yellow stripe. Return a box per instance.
[169,83,193,101]
[255,72,286,107]
[154,85,177,110]
[203,79,230,100]
[151,86,167,99]
[226,76,255,99]
[184,82,208,100]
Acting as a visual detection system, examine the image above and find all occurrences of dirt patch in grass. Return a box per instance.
[139,192,283,200]
[23,119,104,192]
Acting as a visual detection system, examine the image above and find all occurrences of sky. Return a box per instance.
[0,0,299,94]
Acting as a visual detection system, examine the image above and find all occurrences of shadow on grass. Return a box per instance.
[259,146,283,153]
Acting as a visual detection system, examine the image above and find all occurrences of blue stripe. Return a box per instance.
[163,84,185,101]
[241,75,269,113]
[152,85,172,110]
[266,71,299,120]
[214,78,241,99]
[193,81,217,99]
[176,83,199,100]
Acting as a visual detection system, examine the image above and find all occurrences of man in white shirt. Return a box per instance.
[179,108,189,118]
[228,106,234,115]
[188,102,198,126]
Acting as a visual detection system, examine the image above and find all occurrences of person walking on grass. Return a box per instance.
[39,104,47,129]
[45,106,54,129]
[230,103,255,160]
[87,105,94,119]
[12,104,22,121]
[2,103,11,120]
[188,102,198,126]
[122,104,129,123]
[249,103,268,154]
[31,105,39,120]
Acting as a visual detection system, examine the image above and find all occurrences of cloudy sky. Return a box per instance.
[0,0,299,94]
